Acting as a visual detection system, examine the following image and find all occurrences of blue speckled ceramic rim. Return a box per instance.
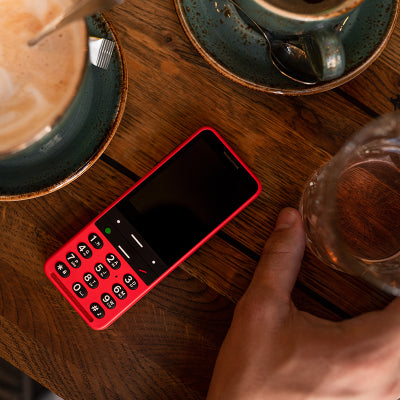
[175,0,399,95]
[0,14,128,201]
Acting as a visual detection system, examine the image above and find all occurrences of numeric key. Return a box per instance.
[124,274,138,290]
[88,233,103,249]
[72,282,87,298]
[66,252,81,268]
[101,293,116,309]
[84,272,99,289]
[106,253,121,270]
[94,263,110,279]
[77,242,92,259]
[112,284,127,300]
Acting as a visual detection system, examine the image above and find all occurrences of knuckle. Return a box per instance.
[234,285,289,327]
[235,289,272,323]
[263,234,291,256]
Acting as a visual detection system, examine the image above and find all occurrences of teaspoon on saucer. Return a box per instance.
[229,0,319,85]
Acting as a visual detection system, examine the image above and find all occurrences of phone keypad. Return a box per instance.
[49,228,148,326]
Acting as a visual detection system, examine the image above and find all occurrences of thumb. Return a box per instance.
[252,208,306,301]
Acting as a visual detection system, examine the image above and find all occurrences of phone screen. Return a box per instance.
[95,129,259,283]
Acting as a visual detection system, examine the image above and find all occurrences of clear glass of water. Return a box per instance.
[300,112,400,296]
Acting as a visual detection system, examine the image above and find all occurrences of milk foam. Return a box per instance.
[0,67,16,102]
[0,0,86,154]
[25,0,52,23]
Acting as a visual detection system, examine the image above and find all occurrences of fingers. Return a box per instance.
[251,208,306,301]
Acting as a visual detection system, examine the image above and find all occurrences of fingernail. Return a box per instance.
[274,208,297,231]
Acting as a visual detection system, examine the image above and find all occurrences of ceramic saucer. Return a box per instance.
[0,14,127,201]
[175,0,398,95]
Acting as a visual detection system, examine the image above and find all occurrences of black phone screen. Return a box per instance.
[96,129,259,282]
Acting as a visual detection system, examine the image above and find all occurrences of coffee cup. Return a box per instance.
[233,0,365,81]
[0,0,88,156]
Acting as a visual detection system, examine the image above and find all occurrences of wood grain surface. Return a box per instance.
[0,0,399,398]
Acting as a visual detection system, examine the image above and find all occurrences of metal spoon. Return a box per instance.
[229,0,318,85]
[28,0,123,47]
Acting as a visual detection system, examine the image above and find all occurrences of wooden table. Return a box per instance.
[1,1,400,399]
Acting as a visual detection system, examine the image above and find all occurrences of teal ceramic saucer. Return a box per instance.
[175,0,398,95]
[0,14,127,201]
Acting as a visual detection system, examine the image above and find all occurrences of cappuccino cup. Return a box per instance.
[234,0,365,81]
[0,0,88,156]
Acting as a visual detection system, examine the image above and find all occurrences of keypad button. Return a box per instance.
[90,303,105,319]
[55,262,70,278]
[123,274,138,290]
[83,272,99,289]
[105,253,121,270]
[101,293,116,309]
[77,242,92,259]
[94,263,110,279]
[112,284,127,300]
[72,282,87,298]
[88,233,103,249]
[66,252,81,268]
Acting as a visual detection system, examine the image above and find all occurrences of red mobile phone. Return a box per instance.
[44,127,261,329]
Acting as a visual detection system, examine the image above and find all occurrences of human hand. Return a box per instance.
[207,208,400,400]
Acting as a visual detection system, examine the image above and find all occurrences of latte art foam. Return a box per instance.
[0,0,87,154]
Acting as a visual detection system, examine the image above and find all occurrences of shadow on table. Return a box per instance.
[0,357,63,400]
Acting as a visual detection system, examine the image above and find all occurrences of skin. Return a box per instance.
[207,208,400,400]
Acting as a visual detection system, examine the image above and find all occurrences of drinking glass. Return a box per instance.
[300,112,400,295]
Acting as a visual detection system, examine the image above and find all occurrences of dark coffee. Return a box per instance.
[267,0,346,14]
